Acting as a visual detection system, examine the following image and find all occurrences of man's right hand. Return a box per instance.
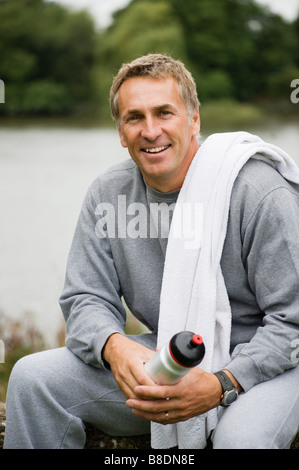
[103,333,156,399]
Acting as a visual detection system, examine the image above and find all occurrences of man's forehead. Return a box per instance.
[118,76,182,111]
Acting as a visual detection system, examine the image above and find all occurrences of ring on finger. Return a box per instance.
[165,412,169,421]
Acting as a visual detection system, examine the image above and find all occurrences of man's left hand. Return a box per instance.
[126,367,222,424]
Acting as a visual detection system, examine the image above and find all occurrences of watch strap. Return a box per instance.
[214,370,235,392]
[214,370,238,406]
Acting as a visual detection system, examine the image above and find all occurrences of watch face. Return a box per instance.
[223,389,238,406]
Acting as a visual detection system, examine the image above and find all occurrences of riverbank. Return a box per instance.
[1,99,298,132]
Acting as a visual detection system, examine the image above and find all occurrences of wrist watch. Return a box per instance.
[214,370,238,407]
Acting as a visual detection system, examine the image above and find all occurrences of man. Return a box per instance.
[4,54,299,449]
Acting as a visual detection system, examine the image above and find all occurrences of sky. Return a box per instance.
[48,0,299,28]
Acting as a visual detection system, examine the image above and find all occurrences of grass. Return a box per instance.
[199,99,265,132]
[0,312,65,402]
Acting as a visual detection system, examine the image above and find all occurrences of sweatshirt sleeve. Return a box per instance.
[59,185,127,368]
[226,185,299,391]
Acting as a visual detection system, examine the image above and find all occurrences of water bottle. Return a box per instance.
[144,331,205,385]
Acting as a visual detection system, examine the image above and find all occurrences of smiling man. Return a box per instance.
[4,54,299,449]
[116,75,200,192]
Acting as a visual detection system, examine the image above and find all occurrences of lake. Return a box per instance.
[0,121,298,346]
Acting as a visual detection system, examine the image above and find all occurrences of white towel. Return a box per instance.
[151,131,299,449]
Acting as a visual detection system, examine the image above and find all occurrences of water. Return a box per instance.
[0,127,128,345]
[0,122,298,346]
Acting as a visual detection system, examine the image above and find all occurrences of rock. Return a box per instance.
[291,432,299,449]
[84,423,151,449]
[0,402,298,449]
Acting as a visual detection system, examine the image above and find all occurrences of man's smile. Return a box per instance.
[142,144,171,154]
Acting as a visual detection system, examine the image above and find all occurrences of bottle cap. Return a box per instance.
[191,334,203,345]
[169,331,205,367]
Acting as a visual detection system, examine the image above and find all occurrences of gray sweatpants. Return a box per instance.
[4,336,299,449]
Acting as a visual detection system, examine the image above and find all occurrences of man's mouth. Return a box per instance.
[142,145,171,154]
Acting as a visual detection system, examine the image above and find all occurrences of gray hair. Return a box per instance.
[110,53,200,128]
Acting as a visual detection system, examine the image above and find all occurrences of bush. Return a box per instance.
[0,313,46,401]
[200,99,264,131]
[21,80,72,114]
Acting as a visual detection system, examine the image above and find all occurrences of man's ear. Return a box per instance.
[191,109,200,136]
[117,125,128,148]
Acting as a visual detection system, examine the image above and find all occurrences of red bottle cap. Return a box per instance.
[192,334,203,345]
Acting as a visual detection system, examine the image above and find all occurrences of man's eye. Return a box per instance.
[160,111,171,117]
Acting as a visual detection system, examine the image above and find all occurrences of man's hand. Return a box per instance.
[103,333,156,399]
[126,367,223,424]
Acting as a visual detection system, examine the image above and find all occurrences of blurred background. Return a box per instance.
[0,0,299,399]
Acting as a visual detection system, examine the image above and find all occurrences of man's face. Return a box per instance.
[117,76,200,192]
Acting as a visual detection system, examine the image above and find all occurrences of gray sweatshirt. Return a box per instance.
[60,156,299,392]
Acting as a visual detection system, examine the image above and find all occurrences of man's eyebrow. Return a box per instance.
[122,103,176,118]
[123,108,142,117]
[152,103,177,112]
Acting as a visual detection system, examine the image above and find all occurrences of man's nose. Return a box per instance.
[141,117,162,141]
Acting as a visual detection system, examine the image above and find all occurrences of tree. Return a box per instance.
[103,0,186,66]
[0,0,97,115]
[293,14,299,68]
[168,0,298,101]
[95,0,188,119]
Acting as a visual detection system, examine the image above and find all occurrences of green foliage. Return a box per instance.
[95,0,299,113]
[198,70,233,101]
[101,0,186,67]
[295,17,299,67]
[0,313,46,402]
[95,0,188,118]
[0,312,66,402]
[169,0,298,101]
[0,0,97,116]
[200,99,264,132]
[5,80,72,114]
[0,0,298,117]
